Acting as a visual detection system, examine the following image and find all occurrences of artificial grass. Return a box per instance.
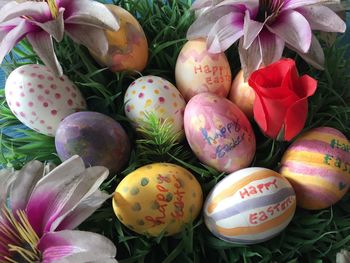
[1,0,350,262]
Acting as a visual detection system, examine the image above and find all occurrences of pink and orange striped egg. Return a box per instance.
[280,127,350,210]
[204,167,296,244]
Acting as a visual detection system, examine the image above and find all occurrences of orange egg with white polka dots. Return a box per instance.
[124,76,186,138]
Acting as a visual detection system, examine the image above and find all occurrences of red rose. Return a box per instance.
[248,59,317,141]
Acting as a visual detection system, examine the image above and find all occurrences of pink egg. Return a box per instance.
[184,93,256,173]
[5,64,86,136]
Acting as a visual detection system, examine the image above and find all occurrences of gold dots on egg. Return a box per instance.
[141,85,146,90]
[132,90,136,95]
[158,108,165,114]
[173,102,178,108]
[172,93,177,98]
[154,89,160,94]
[144,99,152,108]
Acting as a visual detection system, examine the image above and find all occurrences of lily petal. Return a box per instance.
[31,8,65,42]
[38,230,117,263]
[0,169,15,208]
[243,10,264,49]
[283,0,331,10]
[26,156,109,236]
[187,6,235,40]
[9,160,44,211]
[267,10,312,53]
[65,0,119,31]
[0,19,32,64]
[239,38,262,80]
[0,1,50,23]
[26,31,63,77]
[259,30,285,66]
[207,12,244,53]
[64,24,109,56]
[287,35,325,70]
[297,5,346,33]
[191,0,214,10]
[55,191,110,231]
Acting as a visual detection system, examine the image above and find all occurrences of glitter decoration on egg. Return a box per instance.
[89,5,149,73]
[280,127,350,210]
[175,39,232,101]
[204,167,296,244]
[124,75,186,137]
[113,163,203,236]
[5,64,86,136]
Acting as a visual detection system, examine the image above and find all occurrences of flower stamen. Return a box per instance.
[0,206,40,263]
[257,0,285,24]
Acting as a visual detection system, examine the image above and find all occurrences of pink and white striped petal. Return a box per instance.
[267,10,312,53]
[297,5,346,33]
[26,156,109,236]
[207,12,244,53]
[38,230,117,263]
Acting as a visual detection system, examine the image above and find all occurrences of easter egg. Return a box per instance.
[5,64,86,136]
[228,70,256,118]
[124,76,186,137]
[184,92,256,173]
[90,5,148,72]
[280,127,350,210]
[175,39,232,101]
[112,163,203,236]
[55,111,130,173]
[204,167,296,244]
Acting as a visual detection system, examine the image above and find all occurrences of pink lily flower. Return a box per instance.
[0,0,120,76]
[187,0,346,78]
[0,156,118,262]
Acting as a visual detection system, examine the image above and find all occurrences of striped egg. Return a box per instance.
[204,167,296,244]
[280,127,350,210]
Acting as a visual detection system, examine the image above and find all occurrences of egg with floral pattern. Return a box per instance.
[124,76,186,137]
[113,163,203,236]
[5,64,86,136]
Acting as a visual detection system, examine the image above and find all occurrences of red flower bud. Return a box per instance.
[248,58,317,141]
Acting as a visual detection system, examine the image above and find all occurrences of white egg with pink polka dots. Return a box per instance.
[5,64,87,137]
[124,75,186,138]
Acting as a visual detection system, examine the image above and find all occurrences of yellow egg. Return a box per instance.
[90,5,148,72]
[228,70,256,119]
[175,39,232,101]
[112,163,203,236]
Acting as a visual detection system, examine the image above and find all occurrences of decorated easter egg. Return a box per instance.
[113,163,203,236]
[124,75,186,136]
[229,70,256,118]
[5,64,86,136]
[280,127,350,210]
[184,93,256,173]
[55,111,130,173]
[90,5,148,72]
[175,39,232,101]
[204,167,296,244]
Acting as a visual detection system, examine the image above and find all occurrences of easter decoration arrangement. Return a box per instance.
[0,0,349,262]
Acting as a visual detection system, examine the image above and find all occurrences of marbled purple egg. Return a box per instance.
[184,93,256,173]
[55,112,131,173]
